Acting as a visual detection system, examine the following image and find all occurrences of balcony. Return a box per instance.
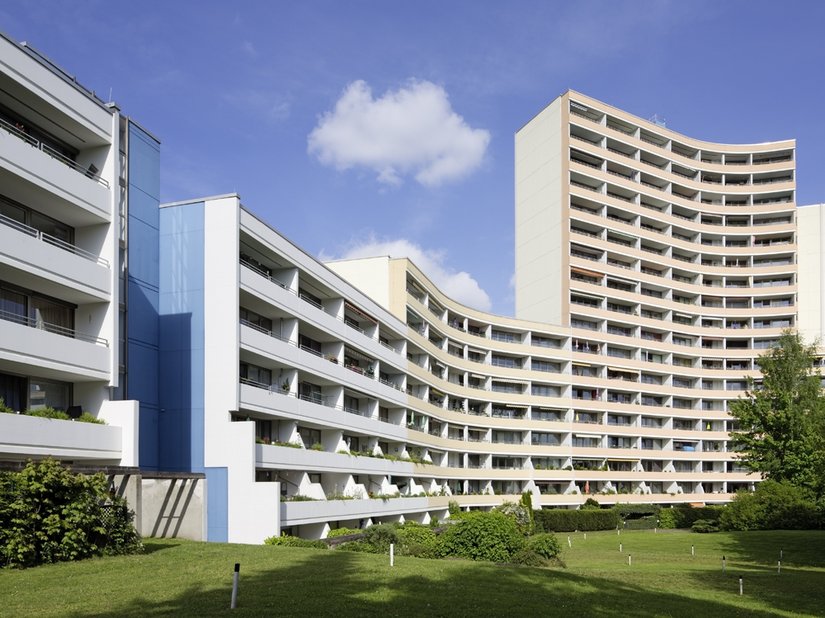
[0,120,110,219]
[0,218,110,299]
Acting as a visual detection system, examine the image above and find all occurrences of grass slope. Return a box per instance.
[1,530,823,617]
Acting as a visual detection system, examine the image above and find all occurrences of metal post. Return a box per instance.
[390,543,395,567]
[230,563,240,609]
[739,577,743,596]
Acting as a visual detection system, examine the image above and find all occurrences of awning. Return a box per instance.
[572,362,593,368]
[607,457,640,462]
[571,266,605,279]
[608,366,639,374]
[344,301,377,324]
[344,346,375,363]
[574,433,602,438]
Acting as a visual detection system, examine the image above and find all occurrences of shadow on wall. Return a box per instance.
[141,475,205,540]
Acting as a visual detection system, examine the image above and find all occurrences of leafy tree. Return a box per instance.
[729,331,825,497]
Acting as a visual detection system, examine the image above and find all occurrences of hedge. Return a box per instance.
[533,508,619,532]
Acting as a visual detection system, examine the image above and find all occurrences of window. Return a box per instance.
[239,362,272,387]
[28,378,71,411]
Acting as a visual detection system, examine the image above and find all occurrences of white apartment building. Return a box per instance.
[3,34,824,544]
[0,33,144,468]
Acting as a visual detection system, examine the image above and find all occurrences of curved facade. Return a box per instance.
[2,39,813,546]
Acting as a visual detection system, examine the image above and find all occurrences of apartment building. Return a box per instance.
[3,33,824,544]
[0,33,156,468]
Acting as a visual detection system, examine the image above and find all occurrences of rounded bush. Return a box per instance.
[526,533,561,560]
[362,524,399,552]
[437,511,525,563]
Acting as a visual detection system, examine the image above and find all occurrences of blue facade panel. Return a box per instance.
[126,122,161,470]
[158,202,205,473]
[206,467,228,542]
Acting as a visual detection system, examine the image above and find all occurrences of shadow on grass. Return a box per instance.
[141,541,184,555]
[685,530,825,618]
[69,547,788,618]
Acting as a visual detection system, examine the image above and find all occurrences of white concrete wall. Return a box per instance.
[797,204,825,344]
[515,96,565,324]
[202,196,280,544]
[326,256,391,310]
[99,399,140,466]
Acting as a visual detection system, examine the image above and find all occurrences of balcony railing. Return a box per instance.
[0,307,108,346]
[0,117,110,188]
[0,212,109,267]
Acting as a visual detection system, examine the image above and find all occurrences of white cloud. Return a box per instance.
[308,80,490,187]
[325,236,492,311]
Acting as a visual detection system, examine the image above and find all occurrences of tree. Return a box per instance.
[729,331,825,497]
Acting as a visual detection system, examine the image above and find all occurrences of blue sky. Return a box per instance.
[3,1,824,315]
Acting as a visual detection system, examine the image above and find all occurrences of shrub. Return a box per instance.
[0,459,141,568]
[77,412,105,425]
[448,500,460,517]
[526,533,561,559]
[397,523,438,558]
[494,501,532,535]
[336,541,374,553]
[25,407,70,421]
[362,524,399,552]
[438,511,525,563]
[263,535,326,549]
[0,398,14,414]
[720,481,821,531]
[672,506,724,528]
[691,519,720,533]
[533,508,619,532]
[510,548,547,567]
[657,509,677,529]
[326,527,361,539]
[581,498,601,510]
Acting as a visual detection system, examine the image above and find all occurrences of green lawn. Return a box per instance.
[1,530,824,617]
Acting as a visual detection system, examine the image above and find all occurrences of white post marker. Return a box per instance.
[691,544,695,557]
[778,560,781,574]
[390,543,395,567]
[628,554,632,566]
[584,532,587,541]
[739,577,743,596]
[230,563,240,609]
[619,543,623,553]
[567,535,572,548]
[722,555,726,573]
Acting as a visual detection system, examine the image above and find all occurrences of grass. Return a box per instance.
[1,530,824,617]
